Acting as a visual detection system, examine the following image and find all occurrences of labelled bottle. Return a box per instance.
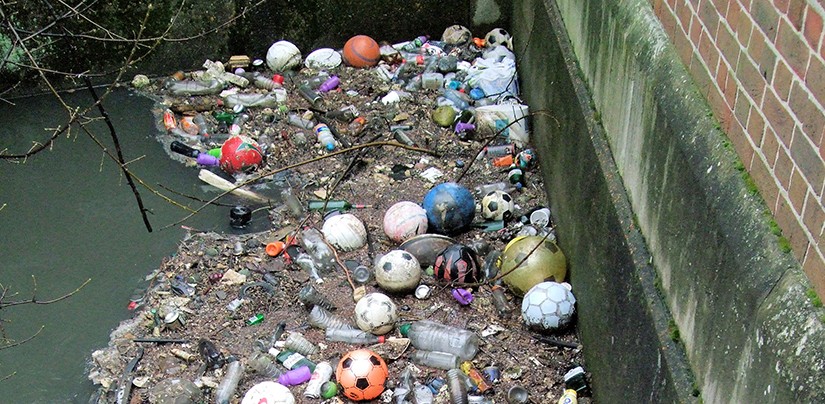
[215,360,244,404]
[325,327,384,344]
[308,305,356,330]
[284,332,319,355]
[407,320,479,361]
[304,361,334,399]
[411,350,461,370]
[314,123,336,151]
[271,348,316,372]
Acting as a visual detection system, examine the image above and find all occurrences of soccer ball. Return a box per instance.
[484,28,513,49]
[241,381,295,404]
[433,244,482,283]
[375,250,422,293]
[322,213,367,252]
[336,349,389,401]
[266,40,302,71]
[354,292,398,335]
[500,236,567,296]
[521,281,576,331]
[481,190,514,221]
[383,201,428,243]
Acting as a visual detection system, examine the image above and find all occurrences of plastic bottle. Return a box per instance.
[278,365,312,386]
[307,305,356,330]
[411,350,461,370]
[247,350,283,378]
[413,383,435,404]
[421,72,444,90]
[299,84,322,105]
[295,252,322,283]
[249,72,282,90]
[272,349,316,372]
[325,105,359,122]
[228,113,250,136]
[307,200,370,211]
[314,123,336,151]
[441,88,471,110]
[325,327,384,344]
[215,360,244,404]
[446,368,469,404]
[298,283,336,311]
[280,187,305,219]
[223,93,280,108]
[407,320,479,361]
[300,228,335,269]
[166,79,224,96]
[284,332,319,355]
[490,282,511,318]
[304,361,334,399]
[346,116,367,136]
[287,112,315,129]
[318,76,340,92]
[394,367,414,403]
[303,72,331,88]
[474,182,518,197]
[557,389,577,404]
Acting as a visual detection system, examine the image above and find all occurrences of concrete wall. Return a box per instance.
[512,0,825,402]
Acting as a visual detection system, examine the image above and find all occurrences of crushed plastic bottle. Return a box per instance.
[408,320,479,361]
[223,93,281,108]
[412,350,461,370]
[325,327,384,344]
[298,283,336,311]
[307,305,356,330]
[165,79,224,96]
[214,360,243,404]
[300,228,335,270]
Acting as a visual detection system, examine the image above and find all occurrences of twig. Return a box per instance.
[0,325,44,351]
[1,278,92,308]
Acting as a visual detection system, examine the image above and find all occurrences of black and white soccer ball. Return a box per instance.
[481,190,514,221]
[484,28,513,50]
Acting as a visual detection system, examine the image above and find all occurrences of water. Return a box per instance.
[0,88,270,402]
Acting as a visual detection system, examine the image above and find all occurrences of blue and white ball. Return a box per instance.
[422,182,475,235]
[521,282,576,331]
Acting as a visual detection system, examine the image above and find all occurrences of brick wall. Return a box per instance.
[651,0,825,295]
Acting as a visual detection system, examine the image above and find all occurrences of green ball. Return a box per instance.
[432,105,457,127]
[500,236,567,296]
[320,380,338,399]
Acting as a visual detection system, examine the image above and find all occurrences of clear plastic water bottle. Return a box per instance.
[308,305,356,330]
[446,368,468,404]
[295,252,322,283]
[300,228,335,270]
[411,350,461,370]
[407,320,479,361]
[215,360,244,404]
[284,332,319,355]
[325,327,384,344]
[314,123,336,151]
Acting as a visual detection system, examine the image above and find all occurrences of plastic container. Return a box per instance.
[557,389,577,404]
[295,252,322,282]
[318,76,340,92]
[307,305,356,330]
[446,368,468,404]
[278,365,312,386]
[284,332,319,355]
[422,72,444,90]
[325,327,384,344]
[247,351,283,378]
[314,123,336,151]
[411,350,461,370]
[215,360,244,404]
[408,320,479,361]
[223,93,281,108]
[303,361,333,399]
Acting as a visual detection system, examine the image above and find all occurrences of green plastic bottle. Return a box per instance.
[307,200,371,211]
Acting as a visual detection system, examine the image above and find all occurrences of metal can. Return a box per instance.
[164,310,185,330]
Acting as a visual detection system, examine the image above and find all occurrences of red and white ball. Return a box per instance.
[383,201,428,243]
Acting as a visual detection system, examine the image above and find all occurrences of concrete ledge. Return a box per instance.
[513,0,825,402]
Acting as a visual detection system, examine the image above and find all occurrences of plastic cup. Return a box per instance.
[507,385,529,403]
[529,208,551,228]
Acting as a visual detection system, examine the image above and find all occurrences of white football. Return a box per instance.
[374,250,421,293]
[266,40,302,71]
[322,213,367,252]
[241,381,295,404]
[521,281,576,331]
[354,292,398,335]
[481,190,514,221]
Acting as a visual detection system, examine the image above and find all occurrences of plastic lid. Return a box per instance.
[399,323,411,337]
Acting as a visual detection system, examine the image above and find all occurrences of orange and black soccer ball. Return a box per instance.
[335,349,388,401]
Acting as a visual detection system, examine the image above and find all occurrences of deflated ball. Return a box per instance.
[442,25,472,46]
[481,190,514,221]
[322,213,367,252]
[433,244,482,283]
[383,201,428,243]
[354,292,398,335]
[266,40,302,71]
[375,250,421,293]
[499,236,567,296]
[521,281,576,331]
[422,182,475,235]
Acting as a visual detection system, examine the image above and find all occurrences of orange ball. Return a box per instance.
[343,35,380,68]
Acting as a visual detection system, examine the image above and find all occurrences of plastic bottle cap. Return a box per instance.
[325,143,335,151]
[399,323,411,337]
[266,241,285,257]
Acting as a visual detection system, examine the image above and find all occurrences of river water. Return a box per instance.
[0,88,268,402]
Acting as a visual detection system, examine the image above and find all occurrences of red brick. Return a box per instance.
[801,246,825,298]
[717,23,741,65]
[738,54,767,103]
[690,15,704,44]
[788,81,825,144]
[751,0,780,41]
[790,131,825,189]
[776,145,794,188]
[761,125,781,167]
[774,0,790,13]
[724,64,739,106]
[699,30,721,73]
[772,60,794,101]
[802,190,825,239]
[658,1,679,36]
[677,2,694,32]
[674,28,695,67]
[787,0,806,31]
[747,106,766,142]
[763,89,793,144]
[775,197,809,262]
[735,5,754,44]
[699,0,721,36]
[691,52,716,95]
[790,168,808,214]
[730,119,756,164]
[726,1,743,34]
[804,5,824,49]
[712,0,731,16]
[776,19,812,79]
[807,58,825,105]
[734,88,753,125]
[750,152,780,212]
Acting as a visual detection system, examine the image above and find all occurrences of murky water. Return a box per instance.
[0,88,269,402]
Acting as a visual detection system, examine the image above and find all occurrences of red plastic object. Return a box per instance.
[219,135,263,174]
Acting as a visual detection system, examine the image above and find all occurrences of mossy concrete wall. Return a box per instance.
[512,0,825,402]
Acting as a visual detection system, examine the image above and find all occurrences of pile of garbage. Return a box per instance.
[88,25,591,404]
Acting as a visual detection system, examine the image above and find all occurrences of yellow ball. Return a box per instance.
[499,236,567,296]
